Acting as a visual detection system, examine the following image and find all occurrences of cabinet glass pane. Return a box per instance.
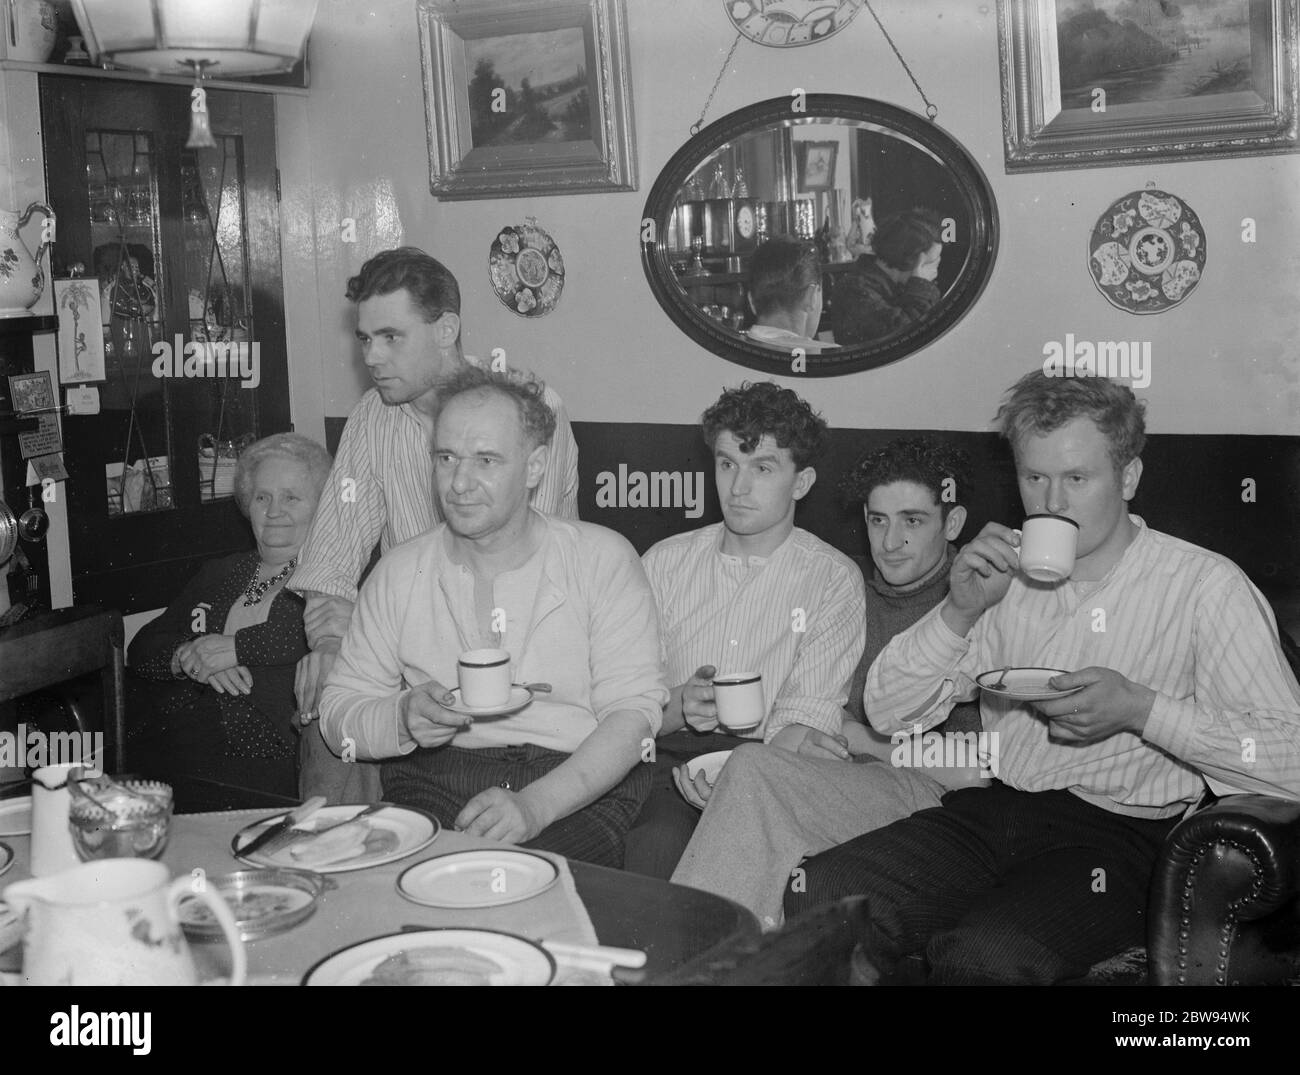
[182,136,260,503]
[85,130,173,516]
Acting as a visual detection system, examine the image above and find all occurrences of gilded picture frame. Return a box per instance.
[417,0,638,199]
[998,0,1299,172]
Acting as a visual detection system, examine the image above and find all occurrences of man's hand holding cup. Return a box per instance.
[681,664,719,732]
[942,522,1022,636]
[401,680,472,749]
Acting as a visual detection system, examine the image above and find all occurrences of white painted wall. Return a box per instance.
[290,0,1299,436]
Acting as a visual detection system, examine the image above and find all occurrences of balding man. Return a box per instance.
[319,366,664,867]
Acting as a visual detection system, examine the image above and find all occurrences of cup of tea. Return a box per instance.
[712,672,764,732]
[457,648,512,709]
[1017,514,1079,582]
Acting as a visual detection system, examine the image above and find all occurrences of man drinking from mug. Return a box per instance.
[318,366,665,867]
[786,371,1300,984]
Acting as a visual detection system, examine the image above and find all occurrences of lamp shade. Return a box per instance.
[70,0,317,77]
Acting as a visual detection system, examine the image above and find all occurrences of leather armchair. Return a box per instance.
[1148,794,1300,985]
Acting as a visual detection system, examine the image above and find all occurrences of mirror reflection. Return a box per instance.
[664,118,974,353]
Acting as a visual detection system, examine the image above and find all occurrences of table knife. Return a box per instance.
[237,795,326,858]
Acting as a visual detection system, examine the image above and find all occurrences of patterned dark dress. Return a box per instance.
[127,551,308,802]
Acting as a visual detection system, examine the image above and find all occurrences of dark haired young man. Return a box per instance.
[672,437,980,925]
[831,207,944,346]
[290,247,580,799]
[622,382,866,878]
[787,371,1300,983]
[744,237,836,354]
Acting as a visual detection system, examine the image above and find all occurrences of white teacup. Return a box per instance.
[457,648,512,709]
[712,672,764,732]
[1017,514,1079,582]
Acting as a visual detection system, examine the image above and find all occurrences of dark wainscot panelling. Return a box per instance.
[324,416,1299,637]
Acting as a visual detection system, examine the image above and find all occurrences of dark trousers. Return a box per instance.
[623,728,753,879]
[784,782,1180,985]
[381,743,652,870]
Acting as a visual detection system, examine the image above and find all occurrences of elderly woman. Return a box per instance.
[127,433,331,804]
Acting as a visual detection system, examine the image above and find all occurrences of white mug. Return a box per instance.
[30,762,98,877]
[457,648,512,709]
[712,672,764,732]
[1017,514,1079,582]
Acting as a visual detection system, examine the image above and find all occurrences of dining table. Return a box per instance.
[0,805,762,986]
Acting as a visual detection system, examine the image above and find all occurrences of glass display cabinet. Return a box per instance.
[40,75,289,613]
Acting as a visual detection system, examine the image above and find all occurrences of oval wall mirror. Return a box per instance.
[640,95,999,376]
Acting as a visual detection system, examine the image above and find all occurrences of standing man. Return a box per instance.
[318,366,664,867]
[672,438,981,927]
[291,248,580,799]
[788,372,1300,983]
[623,382,866,878]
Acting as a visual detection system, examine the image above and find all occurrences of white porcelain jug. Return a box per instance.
[0,201,55,315]
[3,859,247,985]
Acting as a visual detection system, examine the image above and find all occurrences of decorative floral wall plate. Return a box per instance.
[490,219,564,318]
[725,0,865,47]
[1088,189,1205,314]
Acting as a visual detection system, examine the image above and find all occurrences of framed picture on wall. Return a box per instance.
[997,0,1300,171]
[795,140,839,192]
[53,278,107,385]
[417,0,638,199]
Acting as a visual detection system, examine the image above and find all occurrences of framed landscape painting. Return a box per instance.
[418,0,638,199]
[998,0,1300,171]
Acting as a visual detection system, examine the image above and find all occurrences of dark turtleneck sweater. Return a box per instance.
[843,546,982,735]
[844,546,952,724]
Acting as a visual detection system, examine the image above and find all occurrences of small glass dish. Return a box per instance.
[68,779,173,861]
[177,868,333,942]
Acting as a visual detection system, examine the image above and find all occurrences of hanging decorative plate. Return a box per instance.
[724,0,865,47]
[1088,189,1206,314]
[489,218,564,318]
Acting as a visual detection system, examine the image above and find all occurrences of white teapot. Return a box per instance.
[3,859,246,985]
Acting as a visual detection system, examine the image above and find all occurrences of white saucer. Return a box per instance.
[685,750,734,787]
[444,685,534,718]
[976,667,1083,701]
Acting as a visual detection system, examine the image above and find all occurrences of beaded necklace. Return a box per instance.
[243,557,296,607]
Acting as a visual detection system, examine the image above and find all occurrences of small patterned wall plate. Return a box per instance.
[489,219,564,318]
[1088,189,1206,314]
[724,0,865,47]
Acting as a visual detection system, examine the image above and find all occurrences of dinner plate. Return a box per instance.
[444,685,534,718]
[0,842,12,878]
[232,804,440,873]
[303,927,556,986]
[685,749,734,787]
[178,868,332,942]
[397,848,559,909]
[976,667,1083,701]
[0,797,31,837]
